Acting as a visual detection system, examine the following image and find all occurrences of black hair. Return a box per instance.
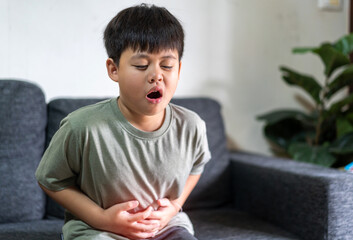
[104,4,184,65]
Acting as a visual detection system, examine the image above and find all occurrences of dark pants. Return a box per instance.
[152,227,197,240]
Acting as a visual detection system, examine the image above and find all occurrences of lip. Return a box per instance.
[146,86,163,104]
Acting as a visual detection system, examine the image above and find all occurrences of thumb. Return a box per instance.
[129,206,154,222]
[118,200,139,211]
[157,198,169,207]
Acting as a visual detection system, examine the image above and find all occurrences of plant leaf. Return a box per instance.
[326,64,353,99]
[288,143,336,167]
[318,113,338,144]
[292,47,317,54]
[261,115,316,150]
[263,119,303,150]
[347,113,353,121]
[257,109,316,125]
[328,92,353,114]
[333,33,353,56]
[330,132,353,155]
[313,43,350,77]
[336,117,353,138]
[280,66,322,104]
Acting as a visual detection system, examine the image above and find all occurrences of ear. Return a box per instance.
[106,58,119,82]
[178,61,182,79]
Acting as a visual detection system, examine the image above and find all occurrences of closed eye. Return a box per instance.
[162,66,173,70]
[133,65,148,70]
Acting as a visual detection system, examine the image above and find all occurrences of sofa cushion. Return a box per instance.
[0,80,47,223]
[45,97,231,218]
[188,208,299,240]
[0,219,64,240]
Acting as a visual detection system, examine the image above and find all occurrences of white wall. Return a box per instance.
[0,0,349,155]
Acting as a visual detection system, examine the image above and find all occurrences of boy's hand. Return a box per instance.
[141,198,180,231]
[100,200,160,239]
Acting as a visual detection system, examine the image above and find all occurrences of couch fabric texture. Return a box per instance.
[1,80,353,240]
[0,80,47,223]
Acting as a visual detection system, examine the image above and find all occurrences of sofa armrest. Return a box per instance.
[230,151,353,240]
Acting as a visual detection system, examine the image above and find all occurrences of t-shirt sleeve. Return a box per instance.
[190,120,211,175]
[35,117,81,191]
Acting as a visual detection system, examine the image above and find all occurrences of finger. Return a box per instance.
[132,221,160,232]
[129,206,153,222]
[157,198,169,207]
[148,210,162,219]
[118,200,139,212]
[131,230,158,240]
[138,219,160,225]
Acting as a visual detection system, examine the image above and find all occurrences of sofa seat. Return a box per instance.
[0,211,298,240]
[0,219,64,240]
[189,208,299,240]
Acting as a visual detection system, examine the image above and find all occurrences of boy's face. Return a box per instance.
[107,48,181,118]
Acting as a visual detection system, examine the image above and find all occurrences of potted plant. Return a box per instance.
[257,34,353,168]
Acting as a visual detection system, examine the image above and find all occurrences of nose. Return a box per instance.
[148,66,163,83]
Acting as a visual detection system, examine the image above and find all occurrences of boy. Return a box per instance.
[35,4,211,240]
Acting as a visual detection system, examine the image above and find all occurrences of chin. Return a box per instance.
[144,103,167,116]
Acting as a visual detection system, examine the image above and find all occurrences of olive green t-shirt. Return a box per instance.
[35,98,211,239]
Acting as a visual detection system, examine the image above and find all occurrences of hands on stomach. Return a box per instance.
[101,198,180,239]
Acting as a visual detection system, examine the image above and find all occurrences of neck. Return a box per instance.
[117,98,165,132]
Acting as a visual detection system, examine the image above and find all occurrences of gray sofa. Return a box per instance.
[1,79,353,240]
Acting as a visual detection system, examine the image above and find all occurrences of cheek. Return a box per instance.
[168,72,179,87]
[165,77,179,96]
[120,72,145,90]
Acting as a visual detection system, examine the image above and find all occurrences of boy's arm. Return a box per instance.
[171,174,201,209]
[38,183,160,239]
[145,174,201,229]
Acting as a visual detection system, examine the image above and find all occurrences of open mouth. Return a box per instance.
[146,87,163,103]
[147,91,162,99]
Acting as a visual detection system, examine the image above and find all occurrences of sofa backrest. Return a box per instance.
[0,80,47,223]
[45,97,231,218]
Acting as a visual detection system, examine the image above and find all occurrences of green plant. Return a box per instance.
[257,34,353,167]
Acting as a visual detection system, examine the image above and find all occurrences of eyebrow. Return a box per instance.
[131,53,177,60]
